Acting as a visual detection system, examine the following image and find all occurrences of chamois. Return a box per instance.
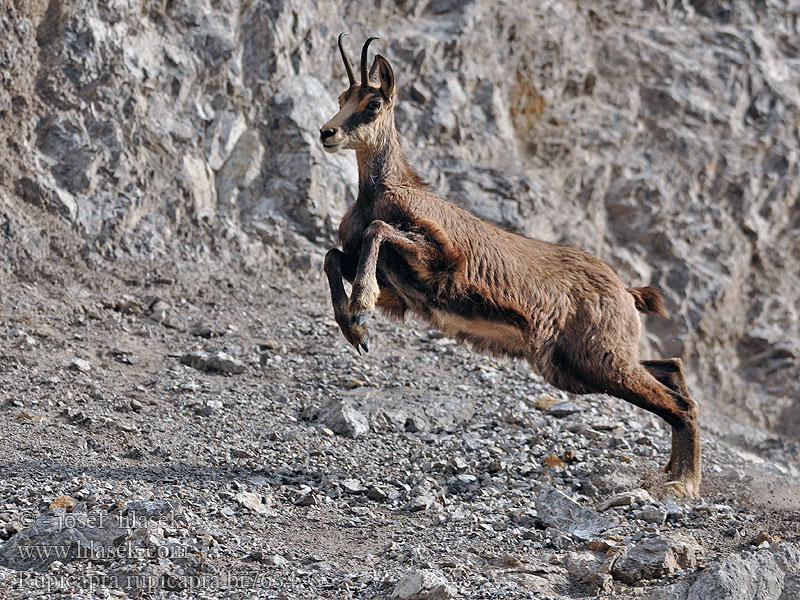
[320,34,701,497]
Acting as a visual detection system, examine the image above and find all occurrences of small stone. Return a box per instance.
[181,350,245,374]
[448,457,468,474]
[565,551,613,593]
[544,454,566,468]
[588,539,616,552]
[262,554,287,567]
[124,500,178,518]
[70,358,91,372]
[294,493,317,507]
[234,491,274,515]
[111,348,137,365]
[535,484,613,540]
[341,377,366,389]
[367,486,389,502]
[48,495,75,510]
[392,569,454,600]
[189,321,224,338]
[340,479,368,495]
[408,495,437,512]
[754,532,778,546]
[533,394,559,410]
[637,507,668,525]
[664,499,685,520]
[405,414,429,433]
[597,489,655,512]
[196,399,223,416]
[318,400,369,438]
[611,534,701,583]
[547,401,582,417]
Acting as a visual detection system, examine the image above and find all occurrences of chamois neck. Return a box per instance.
[355,119,419,197]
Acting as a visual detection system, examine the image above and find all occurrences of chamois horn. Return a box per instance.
[338,32,355,87]
[360,36,380,86]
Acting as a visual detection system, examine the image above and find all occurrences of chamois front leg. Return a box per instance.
[324,248,370,354]
[349,220,430,327]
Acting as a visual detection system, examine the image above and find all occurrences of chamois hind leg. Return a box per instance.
[324,248,369,354]
[349,220,432,325]
[605,364,700,497]
[641,359,691,474]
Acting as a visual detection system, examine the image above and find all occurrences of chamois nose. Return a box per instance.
[320,128,336,141]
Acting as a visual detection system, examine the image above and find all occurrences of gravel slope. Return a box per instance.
[1,260,798,599]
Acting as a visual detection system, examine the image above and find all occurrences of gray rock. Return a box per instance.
[340,479,368,495]
[293,492,317,507]
[181,155,216,220]
[565,551,614,594]
[318,401,369,438]
[123,500,177,519]
[547,401,583,418]
[392,569,455,600]
[234,492,275,516]
[0,507,129,571]
[180,350,245,374]
[597,489,655,511]
[612,534,700,584]
[367,486,389,502]
[535,484,613,540]
[408,495,437,513]
[69,358,91,372]
[216,130,265,208]
[685,548,787,600]
[196,399,224,416]
[405,414,430,433]
[205,110,247,171]
[637,507,668,525]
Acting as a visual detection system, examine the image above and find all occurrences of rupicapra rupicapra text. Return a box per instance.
[320,34,700,497]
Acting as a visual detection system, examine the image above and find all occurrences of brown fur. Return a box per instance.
[628,285,669,318]
[320,36,701,497]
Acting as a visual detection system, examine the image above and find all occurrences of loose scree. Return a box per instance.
[320,33,701,497]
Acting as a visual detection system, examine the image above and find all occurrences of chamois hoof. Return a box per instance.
[351,313,370,326]
[664,478,700,499]
[347,327,369,355]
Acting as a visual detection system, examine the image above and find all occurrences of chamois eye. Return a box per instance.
[367,100,381,111]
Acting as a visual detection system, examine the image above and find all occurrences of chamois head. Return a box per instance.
[319,33,396,153]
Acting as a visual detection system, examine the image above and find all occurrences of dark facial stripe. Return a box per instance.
[343,105,378,131]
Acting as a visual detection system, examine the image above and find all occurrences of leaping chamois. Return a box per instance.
[320,34,701,497]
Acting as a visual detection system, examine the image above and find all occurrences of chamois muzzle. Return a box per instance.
[320,127,339,149]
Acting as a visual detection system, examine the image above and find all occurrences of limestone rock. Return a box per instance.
[180,350,246,374]
[535,484,613,540]
[686,548,785,600]
[392,569,455,600]
[612,534,701,584]
[318,400,369,438]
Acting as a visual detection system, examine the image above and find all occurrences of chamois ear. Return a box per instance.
[368,55,380,85]
[374,54,395,100]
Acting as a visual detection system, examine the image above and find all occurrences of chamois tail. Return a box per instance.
[627,286,668,318]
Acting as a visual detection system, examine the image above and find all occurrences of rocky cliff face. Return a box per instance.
[1,0,798,440]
